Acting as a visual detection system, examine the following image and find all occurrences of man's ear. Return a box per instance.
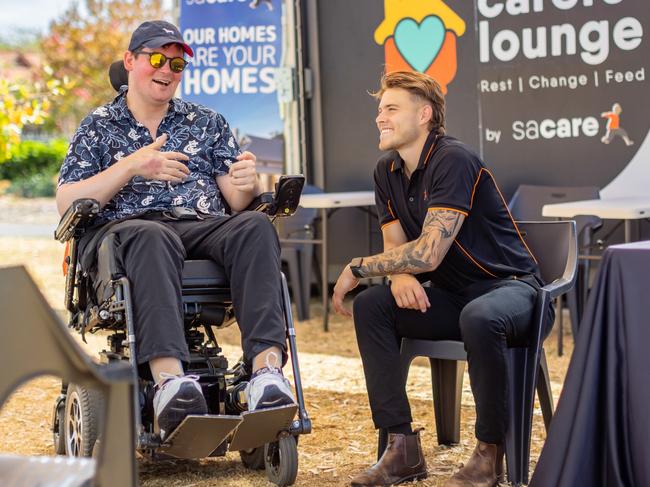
[123,51,135,71]
[420,104,433,127]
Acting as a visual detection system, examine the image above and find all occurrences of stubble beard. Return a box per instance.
[379,126,418,152]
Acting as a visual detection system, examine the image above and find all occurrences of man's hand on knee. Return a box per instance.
[390,274,430,313]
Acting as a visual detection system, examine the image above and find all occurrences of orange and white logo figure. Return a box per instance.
[601,103,634,146]
[374,0,466,94]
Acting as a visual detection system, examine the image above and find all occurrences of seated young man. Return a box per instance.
[57,20,295,441]
[332,71,554,487]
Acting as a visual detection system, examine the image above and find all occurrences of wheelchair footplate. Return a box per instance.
[159,415,242,459]
[228,404,298,451]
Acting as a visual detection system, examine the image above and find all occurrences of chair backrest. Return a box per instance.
[517,221,577,296]
[509,184,601,244]
[509,184,600,219]
[109,60,128,92]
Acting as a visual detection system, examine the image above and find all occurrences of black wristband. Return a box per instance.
[349,257,364,278]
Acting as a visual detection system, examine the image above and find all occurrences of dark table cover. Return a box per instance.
[530,241,650,487]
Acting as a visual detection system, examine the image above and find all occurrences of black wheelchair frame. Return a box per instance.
[51,176,311,486]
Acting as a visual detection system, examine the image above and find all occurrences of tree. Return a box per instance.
[40,0,170,134]
[0,77,62,162]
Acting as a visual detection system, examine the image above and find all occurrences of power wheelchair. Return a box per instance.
[51,176,312,486]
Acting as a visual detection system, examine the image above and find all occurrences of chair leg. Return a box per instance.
[506,326,551,487]
[579,257,590,321]
[557,296,564,357]
[505,347,530,487]
[536,349,554,432]
[566,286,580,343]
[299,245,314,321]
[570,258,591,338]
[430,359,464,445]
[312,248,323,302]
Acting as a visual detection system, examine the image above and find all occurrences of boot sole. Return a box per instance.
[396,471,428,485]
[350,471,428,487]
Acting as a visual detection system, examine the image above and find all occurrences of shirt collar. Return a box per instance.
[390,130,441,173]
[109,88,189,122]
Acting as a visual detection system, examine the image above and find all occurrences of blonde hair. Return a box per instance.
[372,71,446,135]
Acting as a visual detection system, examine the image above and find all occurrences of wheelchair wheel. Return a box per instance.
[264,435,298,486]
[239,446,265,470]
[64,384,104,457]
[52,396,66,455]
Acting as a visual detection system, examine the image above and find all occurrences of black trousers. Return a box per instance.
[352,278,554,444]
[81,212,286,369]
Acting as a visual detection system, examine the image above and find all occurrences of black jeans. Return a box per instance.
[352,278,554,444]
[81,211,286,369]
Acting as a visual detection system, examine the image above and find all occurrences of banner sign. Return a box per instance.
[179,0,283,142]
[373,0,649,195]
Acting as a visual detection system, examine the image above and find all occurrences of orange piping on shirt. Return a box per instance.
[422,141,436,167]
[387,199,396,219]
[381,219,401,231]
[427,207,469,217]
[482,168,538,265]
[470,167,487,209]
[454,240,499,278]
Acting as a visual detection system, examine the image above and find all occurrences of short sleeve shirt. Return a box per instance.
[374,132,541,291]
[58,88,240,225]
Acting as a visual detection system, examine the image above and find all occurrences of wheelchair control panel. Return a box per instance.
[55,198,100,242]
[249,175,305,218]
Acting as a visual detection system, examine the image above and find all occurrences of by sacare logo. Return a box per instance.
[374,0,466,94]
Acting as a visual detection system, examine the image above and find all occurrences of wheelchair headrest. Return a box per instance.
[109,60,128,92]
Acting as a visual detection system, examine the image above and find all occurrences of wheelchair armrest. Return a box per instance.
[55,198,100,242]
[251,175,305,218]
[244,192,274,212]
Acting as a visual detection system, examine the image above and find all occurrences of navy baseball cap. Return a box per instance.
[128,20,193,57]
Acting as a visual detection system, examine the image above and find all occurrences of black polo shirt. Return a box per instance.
[374,131,541,292]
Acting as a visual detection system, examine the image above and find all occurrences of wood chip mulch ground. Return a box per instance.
[0,199,574,486]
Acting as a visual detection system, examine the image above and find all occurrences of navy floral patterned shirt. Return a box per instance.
[58,88,241,224]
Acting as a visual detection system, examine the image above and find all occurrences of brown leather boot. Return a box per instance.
[444,441,504,487]
[350,429,428,486]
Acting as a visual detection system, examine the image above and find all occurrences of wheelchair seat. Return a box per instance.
[92,230,235,331]
[180,259,233,329]
[182,259,229,288]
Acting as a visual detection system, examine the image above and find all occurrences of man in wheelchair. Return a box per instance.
[56,20,300,446]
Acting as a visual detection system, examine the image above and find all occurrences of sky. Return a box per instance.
[0,0,81,35]
[0,0,174,38]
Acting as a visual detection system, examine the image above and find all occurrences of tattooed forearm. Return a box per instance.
[359,210,464,277]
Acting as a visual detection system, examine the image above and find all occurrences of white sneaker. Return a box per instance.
[153,374,207,441]
[245,354,296,411]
